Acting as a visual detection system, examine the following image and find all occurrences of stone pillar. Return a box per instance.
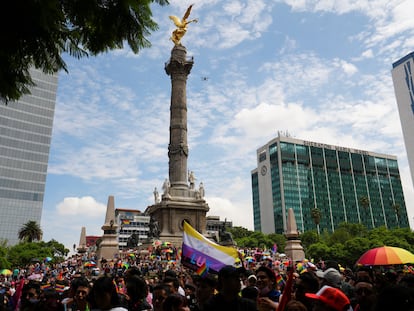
[77,226,87,254]
[97,195,119,260]
[284,208,305,262]
[165,45,193,188]
[144,45,209,246]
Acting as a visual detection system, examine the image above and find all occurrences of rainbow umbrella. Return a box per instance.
[84,261,96,267]
[0,269,12,276]
[245,256,255,262]
[356,246,414,266]
[161,241,172,248]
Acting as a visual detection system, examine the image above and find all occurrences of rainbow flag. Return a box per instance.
[276,274,285,287]
[196,262,208,277]
[55,284,66,293]
[181,221,240,274]
[113,279,119,293]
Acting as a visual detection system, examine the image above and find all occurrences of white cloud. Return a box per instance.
[367,1,414,45]
[57,197,106,217]
[361,49,374,59]
[338,60,358,75]
[207,196,254,230]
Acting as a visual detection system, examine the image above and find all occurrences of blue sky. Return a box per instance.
[41,0,414,252]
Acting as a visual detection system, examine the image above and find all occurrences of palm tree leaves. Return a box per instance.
[311,207,321,225]
[18,221,43,243]
[311,207,321,235]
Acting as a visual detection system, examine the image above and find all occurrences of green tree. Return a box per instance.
[45,239,70,259]
[267,233,286,253]
[18,221,43,242]
[336,222,367,238]
[307,242,331,262]
[300,231,319,250]
[7,240,68,267]
[7,242,51,267]
[0,0,169,103]
[328,227,352,245]
[0,240,11,269]
[391,228,414,253]
[228,226,252,240]
[329,243,347,266]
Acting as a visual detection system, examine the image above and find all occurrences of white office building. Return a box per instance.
[392,52,414,188]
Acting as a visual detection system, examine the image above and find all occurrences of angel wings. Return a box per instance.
[169,4,198,45]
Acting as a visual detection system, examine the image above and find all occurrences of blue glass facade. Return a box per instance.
[0,69,57,245]
[252,136,409,234]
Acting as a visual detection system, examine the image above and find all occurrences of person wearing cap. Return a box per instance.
[241,274,259,304]
[203,265,256,311]
[316,268,342,289]
[305,285,351,311]
[247,274,258,287]
[316,267,355,305]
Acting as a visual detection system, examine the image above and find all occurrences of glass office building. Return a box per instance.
[0,69,57,245]
[252,134,409,234]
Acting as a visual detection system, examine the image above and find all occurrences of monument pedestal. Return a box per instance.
[146,188,209,246]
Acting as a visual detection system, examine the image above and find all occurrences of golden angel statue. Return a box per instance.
[169,4,198,45]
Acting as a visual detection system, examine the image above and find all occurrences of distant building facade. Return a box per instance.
[115,208,150,250]
[86,236,100,253]
[206,216,233,235]
[0,69,57,245]
[392,52,414,187]
[252,134,409,234]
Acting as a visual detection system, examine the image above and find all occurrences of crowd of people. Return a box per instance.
[1,249,414,311]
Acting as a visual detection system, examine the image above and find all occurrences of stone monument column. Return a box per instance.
[144,6,209,246]
[284,208,305,262]
[77,226,87,254]
[165,45,193,188]
[97,195,119,260]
